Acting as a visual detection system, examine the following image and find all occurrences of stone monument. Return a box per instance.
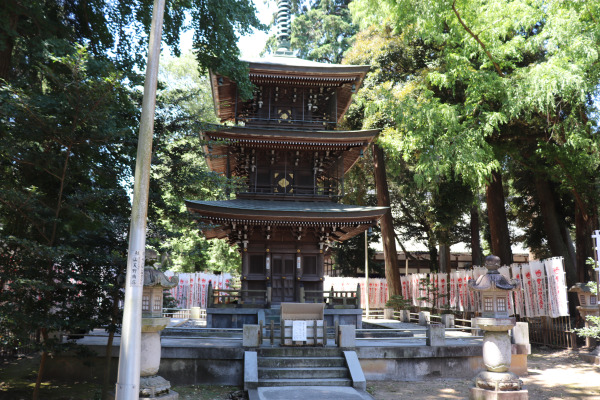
[139,266,179,400]
[468,255,528,400]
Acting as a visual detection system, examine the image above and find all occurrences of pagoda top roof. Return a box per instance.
[210,55,369,123]
[241,54,370,73]
[186,199,387,241]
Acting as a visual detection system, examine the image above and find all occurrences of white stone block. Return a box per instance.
[243,325,260,347]
[339,324,356,348]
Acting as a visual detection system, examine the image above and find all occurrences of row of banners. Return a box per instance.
[164,272,233,309]
[163,257,569,318]
[396,257,569,318]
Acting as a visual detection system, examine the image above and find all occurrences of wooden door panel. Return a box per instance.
[271,254,295,304]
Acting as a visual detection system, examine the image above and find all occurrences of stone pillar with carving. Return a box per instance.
[139,266,179,400]
[468,255,528,400]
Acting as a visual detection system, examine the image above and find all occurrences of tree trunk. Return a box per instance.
[373,144,401,296]
[485,169,512,265]
[534,176,577,286]
[102,267,124,400]
[438,242,451,273]
[0,12,18,81]
[33,328,49,400]
[428,238,438,272]
[575,200,597,283]
[470,204,483,266]
[102,331,116,400]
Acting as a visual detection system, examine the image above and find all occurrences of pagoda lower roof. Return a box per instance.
[203,125,379,174]
[186,199,387,241]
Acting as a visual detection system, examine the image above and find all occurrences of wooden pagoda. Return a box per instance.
[186,5,386,314]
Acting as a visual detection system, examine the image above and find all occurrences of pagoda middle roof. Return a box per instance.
[202,125,379,175]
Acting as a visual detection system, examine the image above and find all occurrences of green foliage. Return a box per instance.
[187,0,266,98]
[573,315,600,340]
[0,43,135,353]
[330,230,384,277]
[343,26,475,267]
[148,52,241,273]
[348,0,600,191]
[385,295,411,310]
[291,0,357,63]
[417,275,447,313]
[263,0,357,64]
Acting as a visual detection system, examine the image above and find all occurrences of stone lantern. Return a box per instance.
[468,255,528,400]
[139,266,179,400]
[569,283,598,349]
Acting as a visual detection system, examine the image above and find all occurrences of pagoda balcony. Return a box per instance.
[240,177,344,201]
[234,85,339,131]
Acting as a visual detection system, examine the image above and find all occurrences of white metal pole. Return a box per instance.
[592,230,600,303]
[115,0,165,398]
[365,230,369,319]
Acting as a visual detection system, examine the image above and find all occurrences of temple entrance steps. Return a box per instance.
[256,347,350,387]
[245,347,368,389]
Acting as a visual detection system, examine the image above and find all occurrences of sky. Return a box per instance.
[178,0,276,59]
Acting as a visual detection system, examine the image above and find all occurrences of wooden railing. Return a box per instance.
[207,282,268,308]
[301,284,361,309]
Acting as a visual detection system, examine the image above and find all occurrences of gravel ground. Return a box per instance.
[2,347,598,399]
[367,347,600,400]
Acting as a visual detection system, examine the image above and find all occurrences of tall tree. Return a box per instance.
[344,25,474,272]
[0,1,264,397]
[350,0,600,280]
[0,44,136,399]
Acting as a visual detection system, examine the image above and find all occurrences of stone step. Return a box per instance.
[257,378,352,387]
[258,356,346,368]
[257,347,343,358]
[259,366,349,379]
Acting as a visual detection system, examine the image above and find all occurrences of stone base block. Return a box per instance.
[580,353,600,365]
[475,371,522,391]
[470,387,528,400]
[139,375,178,399]
[140,391,178,400]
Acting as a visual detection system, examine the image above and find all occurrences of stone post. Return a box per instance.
[399,309,410,322]
[441,313,455,328]
[426,324,445,346]
[418,311,430,326]
[139,267,178,400]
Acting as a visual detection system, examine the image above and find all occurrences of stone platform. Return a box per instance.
[44,318,529,386]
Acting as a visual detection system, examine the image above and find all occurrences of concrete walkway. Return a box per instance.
[249,386,374,400]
